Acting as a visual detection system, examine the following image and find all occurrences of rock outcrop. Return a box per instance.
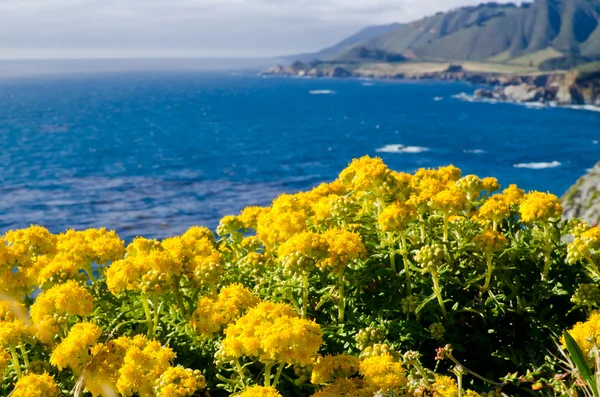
[563,162,600,225]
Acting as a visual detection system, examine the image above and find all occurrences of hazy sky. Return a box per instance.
[0,0,528,59]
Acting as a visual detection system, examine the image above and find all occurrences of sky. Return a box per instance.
[0,0,528,59]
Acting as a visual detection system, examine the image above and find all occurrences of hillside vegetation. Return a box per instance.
[308,0,600,68]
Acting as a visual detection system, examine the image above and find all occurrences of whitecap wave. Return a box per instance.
[309,90,335,95]
[433,96,444,101]
[513,161,561,169]
[463,149,486,154]
[376,144,429,154]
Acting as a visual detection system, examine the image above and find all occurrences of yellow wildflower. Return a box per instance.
[257,194,309,246]
[190,284,260,338]
[155,366,206,397]
[482,177,500,192]
[500,184,525,206]
[217,215,244,236]
[0,349,8,372]
[339,156,392,192]
[277,232,329,275]
[563,311,600,360]
[519,192,563,222]
[320,229,366,273]
[222,301,322,366]
[12,373,60,397]
[239,206,270,229]
[429,188,468,214]
[473,230,507,254]
[31,280,94,343]
[50,322,102,371]
[84,336,138,397]
[312,378,373,397]
[478,195,510,226]
[433,375,459,397]
[310,353,360,384]
[378,201,418,232]
[116,337,175,397]
[359,353,407,392]
[238,385,283,397]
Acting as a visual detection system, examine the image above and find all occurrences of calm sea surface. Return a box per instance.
[2,71,600,239]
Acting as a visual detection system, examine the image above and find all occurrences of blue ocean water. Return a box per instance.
[1,71,600,240]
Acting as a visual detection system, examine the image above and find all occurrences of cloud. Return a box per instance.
[0,0,529,58]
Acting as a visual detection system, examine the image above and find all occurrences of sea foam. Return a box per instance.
[513,161,562,169]
[309,90,335,95]
[376,144,429,154]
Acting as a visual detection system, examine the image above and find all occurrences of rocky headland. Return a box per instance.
[263,61,600,108]
[563,162,600,225]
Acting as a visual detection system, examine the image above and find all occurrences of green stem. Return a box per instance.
[443,212,449,244]
[390,248,397,273]
[337,271,345,322]
[273,364,285,388]
[587,257,600,280]
[412,362,431,385]
[457,370,463,397]
[83,266,96,284]
[264,363,274,387]
[141,295,154,339]
[431,271,447,318]
[173,278,188,317]
[302,273,309,318]
[152,296,160,337]
[481,254,494,295]
[9,344,22,379]
[19,342,29,369]
[447,354,503,386]
[419,219,426,242]
[542,223,552,280]
[235,359,246,388]
[400,231,412,294]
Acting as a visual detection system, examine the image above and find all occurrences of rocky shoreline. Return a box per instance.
[264,62,600,108]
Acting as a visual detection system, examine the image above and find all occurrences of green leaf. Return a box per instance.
[563,330,598,397]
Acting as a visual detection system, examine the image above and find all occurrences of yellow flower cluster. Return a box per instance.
[84,334,176,397]
[320,229,367,273]
[0,348,9,373]
[311,378,373,397]
[238,385,284,397]
[11,373,60,397]
[155,366,207,397]
[359,353,407,392]
[277,232,329,275]
[378,201,418,232]
[563,311,600,359]
[433,375,459,397]
[50,322,102,371]
[0,299,31,348]
[257,194,310,247]
[191,283,260,338]
[107,226,222,294]
[222,301,322,366]
[30,280,94,343]
[310,353,360,384]
[519,192,563,223]
[473,230,507,254]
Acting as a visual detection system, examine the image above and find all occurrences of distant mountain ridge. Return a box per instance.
[297,0,600,65]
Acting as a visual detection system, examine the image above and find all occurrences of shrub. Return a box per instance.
[0,156,595,396]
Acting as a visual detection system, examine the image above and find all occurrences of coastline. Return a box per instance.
[263,61,600,111]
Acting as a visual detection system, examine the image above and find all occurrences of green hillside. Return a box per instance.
[311,0,600,66]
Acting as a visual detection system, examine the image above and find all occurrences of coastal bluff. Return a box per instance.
[563,162,600,225]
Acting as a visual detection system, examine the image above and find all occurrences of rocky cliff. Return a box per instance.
[563,162,600,224]
[474,70,600,106]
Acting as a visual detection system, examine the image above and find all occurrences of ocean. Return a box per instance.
[1,71,600,240]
